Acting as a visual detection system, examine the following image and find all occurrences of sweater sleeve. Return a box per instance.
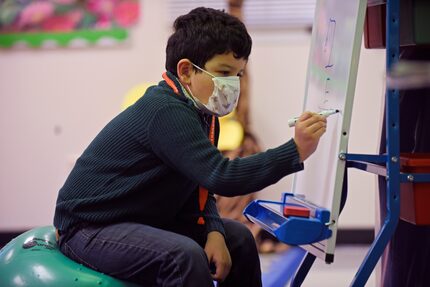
[148,104,304,197]
[203,193,225,237]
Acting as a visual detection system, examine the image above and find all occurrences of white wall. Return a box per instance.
[0,0,385,231]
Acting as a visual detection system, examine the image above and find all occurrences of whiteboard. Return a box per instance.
[292,0,367,262]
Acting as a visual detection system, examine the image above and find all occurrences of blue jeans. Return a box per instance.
[59,219,262,287]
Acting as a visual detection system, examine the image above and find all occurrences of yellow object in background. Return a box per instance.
[121,82,155,110]
[218,111,244,151]
[122,82,244,151]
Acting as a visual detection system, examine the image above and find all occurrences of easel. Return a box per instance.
[243,0,430,285]
[290,0,430,286]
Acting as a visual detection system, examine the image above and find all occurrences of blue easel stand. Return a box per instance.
[346,0,401,285]
[344,1,430,286]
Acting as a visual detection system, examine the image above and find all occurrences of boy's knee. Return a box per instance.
[224,220,256,249]
[238,225,256,250]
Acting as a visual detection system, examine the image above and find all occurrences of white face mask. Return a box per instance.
[187,63,240,117]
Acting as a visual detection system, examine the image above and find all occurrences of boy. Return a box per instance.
[54,7,326,287]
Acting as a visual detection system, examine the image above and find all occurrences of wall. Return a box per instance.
[0,0,385,231]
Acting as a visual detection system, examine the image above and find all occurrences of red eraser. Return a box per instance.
[283,206,310,218]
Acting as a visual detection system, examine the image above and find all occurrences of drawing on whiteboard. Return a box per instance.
[324,18,336,68]
[319,18,337,110]
[318,77,332,109]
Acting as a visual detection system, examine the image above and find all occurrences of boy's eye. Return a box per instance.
[218,71,230,76]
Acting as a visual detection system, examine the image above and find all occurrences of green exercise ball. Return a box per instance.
[0,226,140,287]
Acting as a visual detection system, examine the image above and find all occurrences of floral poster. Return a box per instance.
[0,0,140,48]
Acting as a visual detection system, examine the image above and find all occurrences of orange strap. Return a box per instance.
[162,72,179,94]
[162,72,215,225]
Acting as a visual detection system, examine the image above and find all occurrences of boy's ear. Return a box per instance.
[177,59,193,85]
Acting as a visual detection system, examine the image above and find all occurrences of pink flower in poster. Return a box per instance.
[94,19,112,30]
[41,15,75,32]
[113,1,139,27]
[87,0,117,20]
[41,10,83,32]
[66,10,84,24]
[18,1,55,28]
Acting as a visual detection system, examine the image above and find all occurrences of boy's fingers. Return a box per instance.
[212,264,227,281]
[299,114,326,127]
[307,121,327,134]
[298,111,314,121]
[313,125,327,138]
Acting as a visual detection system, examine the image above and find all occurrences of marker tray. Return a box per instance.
[243,193,332,245]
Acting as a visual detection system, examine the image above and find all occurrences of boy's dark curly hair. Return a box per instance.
[166,7,252,76]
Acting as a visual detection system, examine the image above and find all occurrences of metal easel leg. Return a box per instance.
[289,252,316,287]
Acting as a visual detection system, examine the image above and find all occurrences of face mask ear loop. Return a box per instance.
[191,63,216,78]
[185,84,194,98]
[185,84,201,106]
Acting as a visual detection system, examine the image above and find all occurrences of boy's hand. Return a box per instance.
[293,111,327,162]
[204,231,232,282]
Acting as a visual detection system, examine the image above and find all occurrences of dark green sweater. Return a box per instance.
[53,72,304,237]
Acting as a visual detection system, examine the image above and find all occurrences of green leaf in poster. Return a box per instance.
[0,1,22,26]
[0,28,128,48]
[54,4,76,14]
[79,12,98,29]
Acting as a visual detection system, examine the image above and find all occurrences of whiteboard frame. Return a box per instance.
[292,0,367,263]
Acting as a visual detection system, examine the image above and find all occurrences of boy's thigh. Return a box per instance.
[60,222,208,284]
